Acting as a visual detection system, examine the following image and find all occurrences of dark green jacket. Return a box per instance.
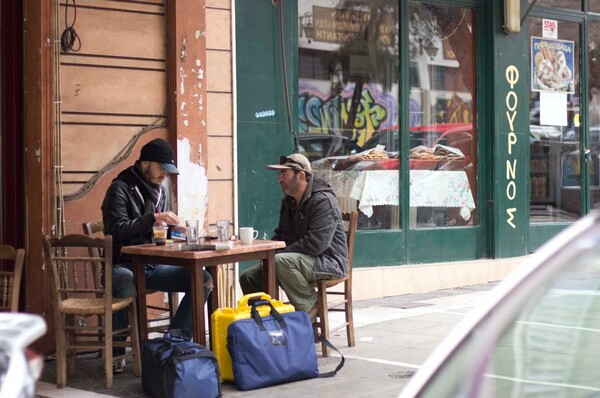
[273,177,348,278]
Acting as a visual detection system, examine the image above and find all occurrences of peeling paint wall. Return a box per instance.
[177,137,209,232]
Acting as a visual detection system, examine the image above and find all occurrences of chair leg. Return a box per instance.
[66,344,76,376]
[104,313,113,389]
[55,322,67,388]
[129,301,142,377]
[345,280,355,347]
[316,282,330,357]
[97,314,105,358]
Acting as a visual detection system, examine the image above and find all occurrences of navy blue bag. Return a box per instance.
[226,300,344,391]
[142,331,221,398]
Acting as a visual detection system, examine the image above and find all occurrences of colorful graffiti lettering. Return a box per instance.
[341,90,388,146]
[299,82,395,146]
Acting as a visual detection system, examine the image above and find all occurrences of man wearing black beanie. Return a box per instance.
[101,138,212,373]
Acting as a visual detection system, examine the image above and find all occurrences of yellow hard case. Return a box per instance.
[210,292,295,382]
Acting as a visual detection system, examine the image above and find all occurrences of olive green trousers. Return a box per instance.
[239,252,317,312]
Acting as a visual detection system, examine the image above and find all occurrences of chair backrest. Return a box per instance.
[342,211,358,271]
[42,234,112,307]
[82,221,104,237]
[0,245,25,312]
[82,221,106,262]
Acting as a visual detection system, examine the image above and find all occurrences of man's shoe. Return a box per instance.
[112,358,126,374]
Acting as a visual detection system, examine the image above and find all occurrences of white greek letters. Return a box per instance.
[505,65,519,229]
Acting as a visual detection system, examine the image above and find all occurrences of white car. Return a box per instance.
[0,313,46,398]
[400,210,600,397]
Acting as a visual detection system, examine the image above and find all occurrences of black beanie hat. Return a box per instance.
[139,138,179,174]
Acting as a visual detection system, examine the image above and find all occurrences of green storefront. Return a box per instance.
[235,0,600,274]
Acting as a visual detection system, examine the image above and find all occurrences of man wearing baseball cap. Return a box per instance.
[101,138,212,373]
[239,153,348,322]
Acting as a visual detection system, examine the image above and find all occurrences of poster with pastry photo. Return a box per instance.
[531,36,575,94]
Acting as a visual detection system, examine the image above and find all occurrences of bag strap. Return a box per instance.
[250,300,287,331]
[155,340,173,362]
[316,335,345,378]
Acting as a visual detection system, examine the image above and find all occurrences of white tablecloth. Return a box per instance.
[316,169,475,217]
[410,170,475,210]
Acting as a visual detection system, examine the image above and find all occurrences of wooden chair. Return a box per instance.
[42,234,141,388]
[312,211,358,357]
[82,221,178,333]
[0,245,25,312]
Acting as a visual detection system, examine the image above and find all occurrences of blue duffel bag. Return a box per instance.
[226,300,344,391]
[142,331,221,398]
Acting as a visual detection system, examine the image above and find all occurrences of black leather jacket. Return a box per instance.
[273,177,348,278]
[101,164,168,266]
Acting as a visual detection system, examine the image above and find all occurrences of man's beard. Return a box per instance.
[281,174,299,196]
[141,163,161,187]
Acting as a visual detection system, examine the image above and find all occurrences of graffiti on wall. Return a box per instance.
[299,80,473,148]
[299,81,397,146]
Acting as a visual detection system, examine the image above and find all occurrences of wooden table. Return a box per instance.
[121,239,285,345]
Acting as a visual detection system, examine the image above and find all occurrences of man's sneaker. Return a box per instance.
[112,358,126,374]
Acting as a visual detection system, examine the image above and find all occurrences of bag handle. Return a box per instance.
[316,335,345,378]
[154,329,189,362]
[238,292,272,308]
[250,300,287,331]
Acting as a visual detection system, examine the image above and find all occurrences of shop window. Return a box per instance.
[589,20,600,208]
[528,18,581,222]
[407,3,478,228]
[298,0,400,230]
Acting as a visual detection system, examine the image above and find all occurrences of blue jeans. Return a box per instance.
[111,264,212,354]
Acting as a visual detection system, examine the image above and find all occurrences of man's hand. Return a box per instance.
[155,211,180,226]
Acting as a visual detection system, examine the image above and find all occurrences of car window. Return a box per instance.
[481,249,600,397]
[412,223,600,397]
[308,142,323,153]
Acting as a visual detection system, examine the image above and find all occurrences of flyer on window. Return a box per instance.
[531,36,575,94]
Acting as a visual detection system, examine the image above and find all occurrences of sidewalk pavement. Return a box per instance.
[36,281,499,398]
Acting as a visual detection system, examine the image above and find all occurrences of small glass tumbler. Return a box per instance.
[216,220,230,242]
[185,219,200,244]
[186,226,198,244]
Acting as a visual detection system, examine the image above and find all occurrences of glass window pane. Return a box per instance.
[589,21,600,208]
[416,229,600,397]
[528,0,581,10]
[529,19,580,223]
[298,1,400,231]
[483,243,600,396]
[408,3,478,228]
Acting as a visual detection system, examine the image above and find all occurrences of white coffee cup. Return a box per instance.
[239,227,259,245]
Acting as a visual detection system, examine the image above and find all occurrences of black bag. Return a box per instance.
[226,300,344,391]
[142,331,221,398]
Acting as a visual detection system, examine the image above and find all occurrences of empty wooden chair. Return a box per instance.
[82,221,178,333]
[0,245,25,312]
[312,211,358,357]
[42,234,141,388]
